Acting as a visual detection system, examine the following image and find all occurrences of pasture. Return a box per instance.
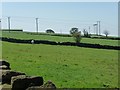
[2,31,118,46]
[2,41,118,88]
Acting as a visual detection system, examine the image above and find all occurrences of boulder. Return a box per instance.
[40,80,56,88]
[26,81,56,90]
[26,86,42,90]
[1,70,25,84]
[11,75,43,90]
[0,60,11,70]
[0,65,11,70]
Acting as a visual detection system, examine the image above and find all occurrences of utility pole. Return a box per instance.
[8,17,11,32]
[93,24,95,34]
[60,29,62,34]
[98,21,101,35]
[89,26,90,34]
[93,24,97,35]
[0,19,1,30]
[94,25,96,34]
[97,21,99,35]
[35,18,39,34]
[0,19,1,38]
[97,21,101,35]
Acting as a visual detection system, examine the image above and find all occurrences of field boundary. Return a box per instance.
[2,29,23,32]
[25,32,120,40]
[1,37,120,50]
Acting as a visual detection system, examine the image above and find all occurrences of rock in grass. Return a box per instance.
[26,80,56,90]
[26,86,41,90]
[1,70,25,84]
[0,65,11,70]
[11,75,43,90]
[40,80,56,88]
[103,83,109,87]
[0,60,10,67]
[0,60,11,70]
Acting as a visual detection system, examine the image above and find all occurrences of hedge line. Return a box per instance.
[1,37,120,50]
[2,29,23,32]
[26,32,72,37]
[91,36,120,40]
[26,32,120,40]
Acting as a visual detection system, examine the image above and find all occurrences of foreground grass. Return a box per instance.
[2,41,118,88]
[2,31,118,46]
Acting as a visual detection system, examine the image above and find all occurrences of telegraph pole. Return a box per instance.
[93,24,95,35]
[36,18,39,34]
[60,29,62,34]
[89,26,90,34]
[8,17,11,32]
[98,21,101,35]
[97,21,101,35]
[0,19,1,30]
[97,21,99,35]
[93,24,97,35]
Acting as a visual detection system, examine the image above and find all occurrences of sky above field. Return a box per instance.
[1,2,118,36]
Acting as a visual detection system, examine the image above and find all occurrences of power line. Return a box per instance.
[2,16,103,35]
[2,15,96,23]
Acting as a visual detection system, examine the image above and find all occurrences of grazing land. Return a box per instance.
[2,41,118,88]
[2,31,118,46]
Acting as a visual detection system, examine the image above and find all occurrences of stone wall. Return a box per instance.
[0,60,56,90]
[1,37,120,50]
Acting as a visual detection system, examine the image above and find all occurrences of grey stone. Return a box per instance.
[0,60,11,70]
[0,65,11,70]
[1,70,25,84]
[40,80,56,88]
[26,81,56,90]
[11,75,43,90]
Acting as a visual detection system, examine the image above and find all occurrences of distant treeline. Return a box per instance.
[1,30,120,40]
[90,36,120,40]
[1,29,23,32]
[25,32,120,40]
[1,37,120,50]
[25,32,72,37]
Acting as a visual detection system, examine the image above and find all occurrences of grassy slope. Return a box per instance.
[2,41,118,88]
[2,31,118,46]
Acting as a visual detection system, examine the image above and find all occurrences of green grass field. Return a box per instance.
[2,31,118,46]
[2,41,118,88]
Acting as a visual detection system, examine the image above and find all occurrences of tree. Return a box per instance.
[103,30,109,37]
[73,31,82,43]
[83,29,91,38]
[46,29,55,33]
[83,29,88,36]
[70,28,82,43]
[70,28,78,34]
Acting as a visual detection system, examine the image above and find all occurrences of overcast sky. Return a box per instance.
[1,2,118,36]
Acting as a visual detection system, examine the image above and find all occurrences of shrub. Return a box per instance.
[46,29,55,33]
[70,28,82,43]
[72,31,82,43]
